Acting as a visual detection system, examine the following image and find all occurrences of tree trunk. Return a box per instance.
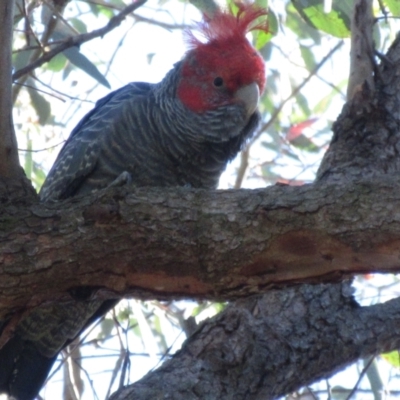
[0,0,24,179]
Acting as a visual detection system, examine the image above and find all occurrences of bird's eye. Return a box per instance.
[213,77,224,87]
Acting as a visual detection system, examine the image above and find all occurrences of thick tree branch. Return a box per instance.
[109,282,400,400]
[2,177,400,319]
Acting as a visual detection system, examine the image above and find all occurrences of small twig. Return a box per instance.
[106,308,127,396]
[377,0,388,22]
[133,14,191,30]
[345,356,375,400]
[31,76,96,103]
[42,0,78,36]
[326,379,332,400]
[102,21,133,81]
[84,0,123,11]
[14,80,66,102]
[72,355,101,400]
[18,140,66,153]
[234,146,250,189]
[12,0,147,81]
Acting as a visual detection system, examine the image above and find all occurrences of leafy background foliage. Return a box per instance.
[10,0,400,398]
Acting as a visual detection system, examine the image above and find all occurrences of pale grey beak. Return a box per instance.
[234,82,260,119]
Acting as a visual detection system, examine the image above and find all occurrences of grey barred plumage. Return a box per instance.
[39,62,259,201]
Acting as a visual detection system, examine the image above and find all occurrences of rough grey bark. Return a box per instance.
[110,282,400,400]
[4,177,400,320]
[317,33,400,183]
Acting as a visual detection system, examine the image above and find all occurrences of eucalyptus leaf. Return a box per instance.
[381,350,400,368]
[292,0,351,38]
[24,135,33,181]
[51,32,110,88]
[286,3,322,43]
[70,18,87,34]
[13,49,34,71]
[290,134,319,152]
[63,46,111,88]
[27,81,51,125]
[300,45,316,71]
[47,53,68,72]
[385,0,400,16]
[254,8,278,49]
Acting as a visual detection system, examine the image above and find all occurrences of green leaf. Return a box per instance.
[284,150,301,162]
[51,32,110,88]
[88,3,100,16]
[27,81,51,125]
[286,4,322,43]
[292,0,351,38]
[70,18,87,34]
[190,302,226,318]
[13,49,34,71]
[267,7,278,35]
[63,47,110,88]
[24,134,33,181]
[259,40,273,61]
[253,8,278,49]
[261,164,285,180]
[62,62,74,80]
[147,53,155,65]
[385,0,400,16]
[65,47,111,88]
[261,139,280,152]
[290,134,319,152]
[14,0,25,24]
[110,0,129,6]
[254,29,272,50]
[295,91,311,117]
[46,53,68,72]
[32,161,47,190]
[98,5,115,19]
[382,350,400,368]
[331,385,352,400]
[300,45,316,71]
[98,318,115,340]
[255,0,268,9]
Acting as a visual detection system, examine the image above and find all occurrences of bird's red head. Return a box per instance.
[177,3,268,114]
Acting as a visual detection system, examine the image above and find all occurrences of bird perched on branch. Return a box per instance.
[0,4,268,399]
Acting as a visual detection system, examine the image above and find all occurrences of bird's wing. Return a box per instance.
[39,82,153,201]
